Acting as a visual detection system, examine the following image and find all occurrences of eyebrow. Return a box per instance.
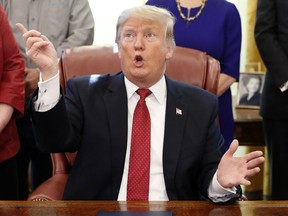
[122,25,159,32]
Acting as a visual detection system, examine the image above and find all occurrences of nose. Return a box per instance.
[134,34,144,50]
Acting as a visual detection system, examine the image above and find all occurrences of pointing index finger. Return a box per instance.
[16,23,28,34]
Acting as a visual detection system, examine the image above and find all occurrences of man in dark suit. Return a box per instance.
[17,5,264,203]
[255,0,288,200]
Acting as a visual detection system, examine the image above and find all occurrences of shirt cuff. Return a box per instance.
[280,80,288,92]
[38,72,60,105]
[34,72,60,112]
[208,171,237,203]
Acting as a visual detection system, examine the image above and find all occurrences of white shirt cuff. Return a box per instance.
[34,72,60,112]
[208,170,237,203]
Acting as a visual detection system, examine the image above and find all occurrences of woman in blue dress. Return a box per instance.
[146,0,242,153]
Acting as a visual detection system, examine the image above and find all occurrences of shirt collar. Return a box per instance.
[124,75,167,105]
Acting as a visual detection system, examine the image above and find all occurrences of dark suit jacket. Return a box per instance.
[255,0,288,120]
[31,72,226,201]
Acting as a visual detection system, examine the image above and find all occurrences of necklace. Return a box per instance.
[176,0,207,22]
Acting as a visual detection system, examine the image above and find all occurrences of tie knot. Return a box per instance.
[136,89,151,100]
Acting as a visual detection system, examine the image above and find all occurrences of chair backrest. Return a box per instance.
[54,45,220,174]
[59,45,220,94]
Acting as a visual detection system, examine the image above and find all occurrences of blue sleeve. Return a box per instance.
[221,4,242,80]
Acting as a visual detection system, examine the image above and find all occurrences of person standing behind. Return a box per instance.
[0,0,94,199]
[0,5,25,200]
[255,0,288,200]
[146,0,242,153]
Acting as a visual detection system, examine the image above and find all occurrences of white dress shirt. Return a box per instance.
[35,72,237,202]
[117,76,168,201]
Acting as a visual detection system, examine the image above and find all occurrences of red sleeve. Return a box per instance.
[0,6,25,118]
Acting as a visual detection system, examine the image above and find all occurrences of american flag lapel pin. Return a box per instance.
[176,108,182,115]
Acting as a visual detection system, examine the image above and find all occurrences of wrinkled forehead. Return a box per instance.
[119,17,164,33]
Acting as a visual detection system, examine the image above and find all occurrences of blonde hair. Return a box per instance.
[115,5,176,48]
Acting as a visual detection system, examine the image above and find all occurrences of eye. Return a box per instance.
[146,32,154,37]
[125,33,132,38]
[144,31,157,42]
[145,32,155,37]
[123,32,136,42]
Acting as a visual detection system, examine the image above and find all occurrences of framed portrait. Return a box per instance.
[236,72,265,109]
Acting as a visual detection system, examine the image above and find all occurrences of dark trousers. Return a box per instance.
[0,156,19,200]
[263,118,288,200]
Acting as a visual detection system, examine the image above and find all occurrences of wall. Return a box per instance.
[88,0,144,46]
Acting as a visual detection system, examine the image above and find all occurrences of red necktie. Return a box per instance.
[127,89,152,201]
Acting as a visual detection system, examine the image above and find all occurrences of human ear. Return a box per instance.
[165,46,174,60]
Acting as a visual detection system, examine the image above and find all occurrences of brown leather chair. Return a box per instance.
[27,45,220,201]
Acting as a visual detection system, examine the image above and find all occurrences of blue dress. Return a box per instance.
[146,0,242,152]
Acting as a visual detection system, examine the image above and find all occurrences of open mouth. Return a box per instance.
[135,55,143,62]
[134,55,144,67]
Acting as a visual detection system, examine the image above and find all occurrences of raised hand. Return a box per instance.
[16,23,58,81]
[217,139,265,188]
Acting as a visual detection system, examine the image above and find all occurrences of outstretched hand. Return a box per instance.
[16,23,58,81]
[217,139,265,188]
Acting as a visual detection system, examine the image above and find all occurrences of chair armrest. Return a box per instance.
[27,174,68,201]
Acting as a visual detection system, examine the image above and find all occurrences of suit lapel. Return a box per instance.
[103,73,128,198]
[103,75,189,199]
[163,78,188,199]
